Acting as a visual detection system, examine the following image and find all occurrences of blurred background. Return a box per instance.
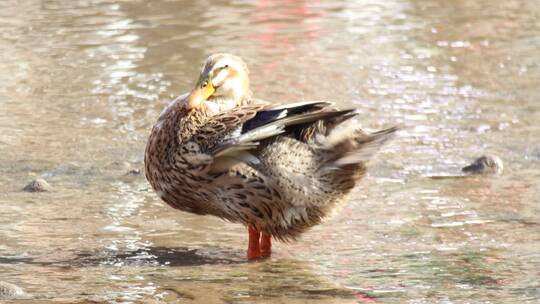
[0,0,539,303]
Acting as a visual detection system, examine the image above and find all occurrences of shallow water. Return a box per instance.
[1,0,539,303]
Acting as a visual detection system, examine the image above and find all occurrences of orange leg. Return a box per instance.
[260,232,272,257]
[247,225,261,259]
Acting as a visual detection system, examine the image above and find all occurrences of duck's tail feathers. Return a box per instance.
[321,125,399,167]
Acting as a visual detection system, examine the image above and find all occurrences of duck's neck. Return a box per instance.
[151,89,252,143]
[162,99,208,140]
[206,90,252,113]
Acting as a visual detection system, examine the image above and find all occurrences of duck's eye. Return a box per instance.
[223,64,229,68]
[202,81,208,88]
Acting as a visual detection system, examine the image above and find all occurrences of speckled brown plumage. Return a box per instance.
[144,53,397,241]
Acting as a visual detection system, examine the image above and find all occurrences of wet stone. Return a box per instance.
[23,178,52,192]
[0,281,27,300]
[126,168,141,175]
[462,155,504,175]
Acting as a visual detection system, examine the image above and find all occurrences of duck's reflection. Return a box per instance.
[66,247,358,303]
[71,246,243,267]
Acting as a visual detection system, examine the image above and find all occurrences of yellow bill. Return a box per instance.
[187,77,215,110]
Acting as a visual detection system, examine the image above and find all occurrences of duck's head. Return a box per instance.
[186,53,250,111]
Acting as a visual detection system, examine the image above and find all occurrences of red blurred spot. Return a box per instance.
[355,292,377,303]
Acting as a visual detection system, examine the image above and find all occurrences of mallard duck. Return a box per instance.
[144,53,397,259]
[462,155,503,175]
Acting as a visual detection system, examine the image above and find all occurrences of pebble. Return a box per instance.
[23,178,52,192]
[126,168,141,175]
[0,281,27,300]
[462,155,503,175]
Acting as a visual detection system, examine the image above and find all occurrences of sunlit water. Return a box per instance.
[1,0,539,303]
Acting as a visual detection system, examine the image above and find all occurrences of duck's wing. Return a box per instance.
[196,101,355,159]
[195,103,270,156]
[240,100,330,131]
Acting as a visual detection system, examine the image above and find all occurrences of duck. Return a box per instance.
[144,53,397,259]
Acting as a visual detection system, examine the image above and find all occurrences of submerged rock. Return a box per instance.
[0,281,27,300]
[23,178,52,192]
[462,155,503,175]
[126,168,141,175]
